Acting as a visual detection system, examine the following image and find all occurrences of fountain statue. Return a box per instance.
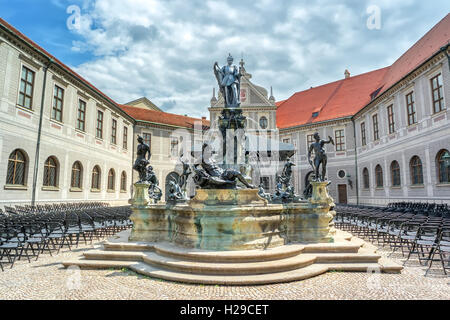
[192,143,254,189]
[64,56,399,286]
[133,135,151,183]
[308,132,335,182]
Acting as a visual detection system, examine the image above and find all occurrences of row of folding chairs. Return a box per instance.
[0,202,132,271]
[335,202,450,275]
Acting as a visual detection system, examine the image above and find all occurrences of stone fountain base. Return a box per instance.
[128,182,335,250]
[62,229,402,285]
[62,182,403,284]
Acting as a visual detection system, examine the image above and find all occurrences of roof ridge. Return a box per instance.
[290,66,390,97]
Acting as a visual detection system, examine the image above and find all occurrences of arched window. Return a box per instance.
[107,169,115,191]
[6,149,27,186]
[436,149,450,183]
[390,161,401,187]
[71,161,83,189]
[362,168,370,189]
[410,156,423,185]
[91,165,101,190]
[43,156,58,187]
[120,171,127,192]
[375,164,383,188]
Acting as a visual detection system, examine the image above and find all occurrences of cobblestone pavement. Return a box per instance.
[0,233,448,300]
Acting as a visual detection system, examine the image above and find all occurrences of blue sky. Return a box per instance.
[1,0,449,118]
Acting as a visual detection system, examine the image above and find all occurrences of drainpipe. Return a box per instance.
[351,118,359,205]
[130,122,136,198]
[442,44,450,71]
[31,58,53,206]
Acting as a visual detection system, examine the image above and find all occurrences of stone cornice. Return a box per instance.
[77,90,91,101]
[209,106,276,112]
[279,117,352,134]
[52,74,69,87]
[19,53,42,70]
[136,120,196,132]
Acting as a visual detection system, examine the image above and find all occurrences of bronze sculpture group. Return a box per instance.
[192,143,255,190]
[132,55,334,203]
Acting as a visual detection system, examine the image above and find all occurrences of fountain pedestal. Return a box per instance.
[128,181,335,250]
[63,181,403,284]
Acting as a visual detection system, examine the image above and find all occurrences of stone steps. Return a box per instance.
[61,229,403,284]
[302,243,361,253]
[82,249,381,273]
[63,259,136,269]
[61,259,401,285]
[130,263,329,285]
[152,242,306,263]
[83,249,317,275]
[63,259,329,285]
[314,253,381,263]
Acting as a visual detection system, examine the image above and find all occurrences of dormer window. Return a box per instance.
[370,87,382,100]
[312,112,319,118]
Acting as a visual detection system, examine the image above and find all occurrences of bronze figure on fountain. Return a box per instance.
[214,54,247,146]
[192,143,254,189]
[133,135,151,183]
[307,132,334,182]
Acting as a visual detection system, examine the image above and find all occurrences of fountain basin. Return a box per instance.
[129,182,335,250]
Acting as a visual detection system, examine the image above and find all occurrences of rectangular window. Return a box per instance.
[111,119,117,144]
[283,138,290,144]
[372,114,379,141]
[51,85,64,122]
[361,122,366,146]
[307,134,315,155]
[96,110,103,139]
[335,129,345,151]
[18,66,35,109]
[123,126,128,150]
[77,100,86,131]
[431,74,444,114]
[387,104,395,134]
[260,177,270,190]
[143,133,151,148]
[406,92,416,125]
[170,137,179,157]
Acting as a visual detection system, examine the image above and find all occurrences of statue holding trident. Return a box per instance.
[214,54,241,109]
[308,132,334,182]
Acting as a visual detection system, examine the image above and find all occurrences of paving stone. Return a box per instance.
[0,234,449,300]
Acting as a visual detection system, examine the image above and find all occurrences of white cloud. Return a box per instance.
[67,0,449,118]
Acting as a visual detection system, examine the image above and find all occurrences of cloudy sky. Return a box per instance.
[1,0,449,118]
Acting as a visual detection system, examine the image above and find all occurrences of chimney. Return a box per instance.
[344,69,350,79]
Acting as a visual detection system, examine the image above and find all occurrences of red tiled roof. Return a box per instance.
[379,13,450,96]
[277,67,389,128]
[275,99,286,107]
[119,104,210,129]
[277,14,450,129]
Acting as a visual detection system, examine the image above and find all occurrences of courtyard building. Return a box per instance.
[0,14,449,207]
[0,18,208,207]
[276,14,450,205]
